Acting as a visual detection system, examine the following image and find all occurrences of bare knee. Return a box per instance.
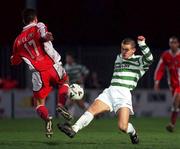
[87,106,97,116]
[36,98,45,107]
[87,100,110,116]
[59,84,69,95]
[118,122,128,133]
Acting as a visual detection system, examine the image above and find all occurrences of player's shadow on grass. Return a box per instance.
[0,140,126,146]
[61,141,125,145]
[0,141,61,146]
[64,142,98,145]
[43,141,60,146]
[42,141,98,145]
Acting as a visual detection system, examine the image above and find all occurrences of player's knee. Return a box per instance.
[118,123,128,133]
[87,107,97,116]
[59,84,69,95]
[35,98,45,106]
[172,101,180,109]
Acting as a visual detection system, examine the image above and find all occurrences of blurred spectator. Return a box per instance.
[86,71,102,89]
[0,75,18,90]
[64,52,89,86]
[64,52,90,110]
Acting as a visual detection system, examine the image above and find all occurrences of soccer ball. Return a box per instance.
[68,84,84,100]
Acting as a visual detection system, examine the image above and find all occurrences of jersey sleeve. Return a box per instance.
[43,41,61,63]
[154,54,166,83]
[138,41,154,66]
[11,40,22,65]
[81,65,89,76]
[36,22,48,38]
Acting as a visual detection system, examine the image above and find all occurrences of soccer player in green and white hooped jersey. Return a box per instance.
[58,36,153,144]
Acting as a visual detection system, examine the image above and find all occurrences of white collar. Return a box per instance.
[119,54,135,59]
[169,48,180,56]
[23,23,37,31]
[128,54,135,59]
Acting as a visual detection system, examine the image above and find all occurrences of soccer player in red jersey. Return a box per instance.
[154,36,180,132]
[11,9,72,138]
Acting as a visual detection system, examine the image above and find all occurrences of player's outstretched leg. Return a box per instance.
[117,108,139,144]
[57,84,73,121]
[56,105,73,121]
[58,111,94,138]
[58,99,110,138]
[57,122,76,138]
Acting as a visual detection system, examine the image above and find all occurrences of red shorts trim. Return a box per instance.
[171,87,180,96]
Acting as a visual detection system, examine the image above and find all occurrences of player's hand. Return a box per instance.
[10,56,13,60]
[10,56,14,63]
[45,32,54,41]
[137,36,145,42]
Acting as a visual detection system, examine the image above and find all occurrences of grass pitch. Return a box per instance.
[0,117,180,149]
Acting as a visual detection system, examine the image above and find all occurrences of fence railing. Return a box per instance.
[0,89,172,118]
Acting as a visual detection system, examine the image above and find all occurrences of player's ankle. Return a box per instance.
[57,103,64,107]
[129,130,136,136]
[169,123,175,127]
[72,124,79,133]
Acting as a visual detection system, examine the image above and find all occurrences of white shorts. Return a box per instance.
[96,86,134,115]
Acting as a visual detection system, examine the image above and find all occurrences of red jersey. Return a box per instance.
[11,22,61,71]
[154,50,180,89]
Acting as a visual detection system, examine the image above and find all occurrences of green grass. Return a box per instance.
[0,117,180,149]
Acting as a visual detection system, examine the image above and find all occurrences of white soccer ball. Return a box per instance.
[68,84,84,100]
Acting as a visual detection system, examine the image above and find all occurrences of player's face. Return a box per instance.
[169,38,179,52]
[66,55,74,64]
[34,16,38,23]
[121,44,136,59]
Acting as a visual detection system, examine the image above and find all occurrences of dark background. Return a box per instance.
[1,0,180,47]
[0,0,178,88]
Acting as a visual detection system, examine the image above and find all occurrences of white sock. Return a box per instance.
[72,111,94,133]
[127,123,136,135]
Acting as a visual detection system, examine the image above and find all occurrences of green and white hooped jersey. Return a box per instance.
[64,63,89,84]
[111,42,153,90]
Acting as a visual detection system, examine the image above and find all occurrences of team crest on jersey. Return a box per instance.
[29,33,34,38]
[115,63,129,69]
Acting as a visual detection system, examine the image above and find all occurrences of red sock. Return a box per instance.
[171,111,178,125]
[58,84,69,106]
[36,105,49,121]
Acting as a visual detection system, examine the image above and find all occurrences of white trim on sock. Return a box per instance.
[36,105,44,110]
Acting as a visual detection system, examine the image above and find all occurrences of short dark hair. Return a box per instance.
[66,52,75,58]
[22,9,37,25]
[121,38,136,48]
[169,36,179,42]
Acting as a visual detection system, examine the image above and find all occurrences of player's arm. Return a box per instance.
[37,22,62,63]
[37,22,54,42]
[80,65,89,82]
[137,36,153,66]
[154,56,166,90]
[44,41,61,63]
[81,65,89,77]
[10,41,22,65]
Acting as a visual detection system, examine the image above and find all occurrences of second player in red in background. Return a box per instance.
[154,36,180,132]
